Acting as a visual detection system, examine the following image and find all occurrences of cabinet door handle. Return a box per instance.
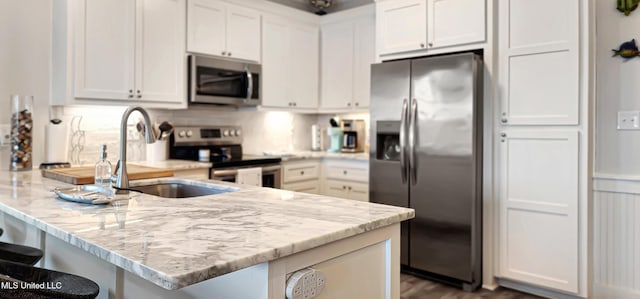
[501,118,508,124]
[137,94,142,98]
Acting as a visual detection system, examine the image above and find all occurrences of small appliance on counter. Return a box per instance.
[340,119,365,153]
[169,126,282,188]
[327,127,343,153]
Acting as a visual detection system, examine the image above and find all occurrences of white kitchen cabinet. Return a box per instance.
[499,0,579,125]
[321,21,354,109]
[322,160,369,201]
[55,0,185,106]
[427,0,485,49]
[187,0,260,62]
[73,0,134,101]
[262,15,319,109]
[376,0,486,57]
[281,161,321,194]
[375,0,427,56]
[499,131,579,293]
[320,7,375,111]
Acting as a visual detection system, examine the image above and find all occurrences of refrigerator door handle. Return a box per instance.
[400,98,409,183]
[409,98,418,185]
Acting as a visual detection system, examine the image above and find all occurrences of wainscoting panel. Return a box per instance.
[594,176,640,298]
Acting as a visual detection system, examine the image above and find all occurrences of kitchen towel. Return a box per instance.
[45,123,70,163]
[236,167,262,187]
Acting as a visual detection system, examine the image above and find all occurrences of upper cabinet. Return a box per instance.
[262,15,319,110]
[320,7,375,111]
[499,0,579,125]
[187,0,261,62]
[376,0,485,57]
[376,0,427,56]
[53,0,186,107]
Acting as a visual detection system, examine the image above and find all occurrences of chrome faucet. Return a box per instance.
[114,106,156,190]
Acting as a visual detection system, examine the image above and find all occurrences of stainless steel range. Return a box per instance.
[169,126,281,188]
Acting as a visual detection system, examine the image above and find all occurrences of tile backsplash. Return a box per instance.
[54,106,370,166]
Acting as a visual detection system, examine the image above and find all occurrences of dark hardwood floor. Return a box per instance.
[400,274,545,299]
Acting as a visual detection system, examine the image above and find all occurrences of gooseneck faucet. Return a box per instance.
[114,106,156,190]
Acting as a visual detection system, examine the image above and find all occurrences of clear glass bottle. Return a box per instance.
[94,144,112,187]
[10,95,34,171]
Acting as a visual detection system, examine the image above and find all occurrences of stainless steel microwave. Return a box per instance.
[188,55,261,106]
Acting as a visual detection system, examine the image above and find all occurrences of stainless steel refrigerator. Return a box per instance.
[369,53,483,291]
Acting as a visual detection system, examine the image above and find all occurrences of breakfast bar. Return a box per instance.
[0,170,413,299]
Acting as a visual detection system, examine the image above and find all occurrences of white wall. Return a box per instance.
[0,0,52,168]
[595,1,640,176]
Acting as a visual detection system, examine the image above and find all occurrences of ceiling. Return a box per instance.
[266,0,373,14]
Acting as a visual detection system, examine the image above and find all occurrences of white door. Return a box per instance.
[289,23,319,109]
[226,4,261,62]
[353,14,375,109]
[187,0,226,57]
[321,21,354,109]
[499,0,579,125]
[499,130,579,293]
[261,16,290,108]
[136,0,186,103]
[427,0,485,49]
[376,0,427,56]
[74,0,134,100]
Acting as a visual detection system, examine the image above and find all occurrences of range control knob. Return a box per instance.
[223,130,229,137]
[178,131,186,138]
[236,130,242,136]
[186,130,193,137]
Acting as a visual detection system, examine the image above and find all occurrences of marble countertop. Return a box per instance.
[259,151,369,162]
[0,170,413,290]
[129,159,212,170]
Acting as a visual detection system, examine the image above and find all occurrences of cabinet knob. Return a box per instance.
[428,43,433,47]
[342,186,346,190]
[501,118,508,124]
[343,170,347,175]
[355,102,359,107]
[293,102,297,107]
[348,102,351,107]
[129,89,133,93]
[348,186,352,190]
[301,170,304,175]
[420,43,425,48]
[128,94,134,98]
[222,51,226,55]
[227,52,232,56]
[137,94,142,98]
[500,133,507,137]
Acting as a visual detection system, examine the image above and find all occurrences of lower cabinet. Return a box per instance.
[498,130,580,293]
[281,161,321,194]
[324,180,368,202]
[322,160,369,201]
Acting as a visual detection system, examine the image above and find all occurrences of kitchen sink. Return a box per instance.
[129,182,238,198]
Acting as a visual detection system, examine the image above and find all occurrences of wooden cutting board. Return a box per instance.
[42,165,174,185]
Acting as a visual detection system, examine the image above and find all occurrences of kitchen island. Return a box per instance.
[0,170,413,299]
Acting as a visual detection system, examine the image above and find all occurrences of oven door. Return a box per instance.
[210,165,281,189]
[189,55,261,106]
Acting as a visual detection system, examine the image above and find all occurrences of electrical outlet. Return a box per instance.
[618,111,640,130]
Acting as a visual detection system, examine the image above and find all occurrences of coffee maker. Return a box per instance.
[340,119,365,153]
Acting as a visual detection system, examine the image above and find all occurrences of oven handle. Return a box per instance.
[211,165,281,177]
[189,55,197,101]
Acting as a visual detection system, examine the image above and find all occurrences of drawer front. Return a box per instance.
[347,181,369,202]
[325,180,369,201]
[282,180,320,195]
[283,162,320,183]
[325,162,369,182]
